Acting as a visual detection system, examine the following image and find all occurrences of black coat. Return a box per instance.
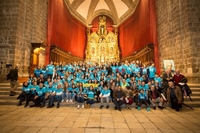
[7,69,18,81]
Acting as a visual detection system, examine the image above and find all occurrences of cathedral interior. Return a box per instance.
[0,0,200,81]
[0,1,200,133]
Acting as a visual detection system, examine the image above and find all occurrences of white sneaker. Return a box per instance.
[61,100,64,102]
[82,105,84,109]
[66,100,69,102]
[77,105,80,109]
[70,100,73,102]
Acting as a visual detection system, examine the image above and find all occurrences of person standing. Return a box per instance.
[7,66,20,96]
[148,63,156,81]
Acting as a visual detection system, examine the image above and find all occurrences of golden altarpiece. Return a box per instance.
[85,16,120,64]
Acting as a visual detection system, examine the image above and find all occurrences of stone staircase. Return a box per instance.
[0,83,199,107]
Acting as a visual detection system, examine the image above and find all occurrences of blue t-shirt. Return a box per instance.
[87,90,95,99]
[28,85,39,94]
[34,69,41,77]
[36,87,46,97]
[46,64,54,75]
[148,66,156,78]
[22,86,30,94]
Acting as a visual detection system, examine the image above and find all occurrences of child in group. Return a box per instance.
[99,85,110,109]
[61,82,69,102]
[77,86,86,109]
[85,85,96,109]
[137,89,150,111]
[123,86,133,110]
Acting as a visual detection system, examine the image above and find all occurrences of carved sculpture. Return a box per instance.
[85,16,120,64]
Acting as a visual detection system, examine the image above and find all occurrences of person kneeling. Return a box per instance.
[99,85,110,109]
[113,86,125,111]
[149,85,164,110]
[30,82,46,107]
[138,89,150,111]
[167,80,183,111]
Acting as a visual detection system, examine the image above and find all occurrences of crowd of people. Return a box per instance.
[8,60,188,112]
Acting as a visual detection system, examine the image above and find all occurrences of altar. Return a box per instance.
[85,16,120,64]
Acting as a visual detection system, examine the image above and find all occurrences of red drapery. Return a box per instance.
[46,0,86,64]
[119,0,159,71]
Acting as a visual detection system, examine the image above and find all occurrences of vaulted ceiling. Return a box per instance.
[64,0,140,26]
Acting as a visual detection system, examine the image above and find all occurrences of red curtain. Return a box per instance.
[119,0,159,70]
[46,0,86,64]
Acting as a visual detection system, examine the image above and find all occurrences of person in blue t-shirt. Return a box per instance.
[30,82,46,107]
[24,81,39,107]
[61,82,69,102]
[76,85,86,109]
[46,61,55,79]
[17,81,29,106]
[47,84,63,108]
[40,82,56,108]
[85,85,96,109]
[34,66,41,78]
[137,89,150,111]
[99,85,110,109]
[41,66,47,79]
[148,63,156,81]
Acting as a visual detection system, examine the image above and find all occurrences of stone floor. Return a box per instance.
[0,105,200,133]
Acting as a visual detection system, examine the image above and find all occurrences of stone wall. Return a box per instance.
[156,0,200,83]
[0,0,47,79]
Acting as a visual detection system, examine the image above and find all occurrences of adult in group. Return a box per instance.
[173,69,185,85]
[7,66,20,96]
[113,86,125,111]
[148,63,156,81]
[167,80,183,111]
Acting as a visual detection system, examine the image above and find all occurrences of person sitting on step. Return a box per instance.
[85,85,96,109]
[30,82,46,107]
[113,86,125,111]
[47,84,63,108]
[99,84,110,109]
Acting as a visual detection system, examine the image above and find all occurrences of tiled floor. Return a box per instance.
[0,105,200,133]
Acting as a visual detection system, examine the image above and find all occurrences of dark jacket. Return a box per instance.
[113,90,125,100]
[149,89,161,100]
[167,86,183,103]
[7,69,18,81]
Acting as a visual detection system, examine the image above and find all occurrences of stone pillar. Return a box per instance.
[0,0,47,79]
[156,0,200,83]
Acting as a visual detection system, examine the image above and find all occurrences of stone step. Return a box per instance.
[0,100,199,109]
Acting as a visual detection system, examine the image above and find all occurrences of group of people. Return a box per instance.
[8,60,188,112]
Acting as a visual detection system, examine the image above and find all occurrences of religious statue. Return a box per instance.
[85,15,120,64]
[98,16,107,35]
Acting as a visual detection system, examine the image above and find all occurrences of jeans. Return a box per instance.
[77,96,84,104]
[86,99,95,105]
[100,97,109,105]
[113,99,124,108]
[138,99,149,107]
[149,97,163,107]
[48,95,62,106]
